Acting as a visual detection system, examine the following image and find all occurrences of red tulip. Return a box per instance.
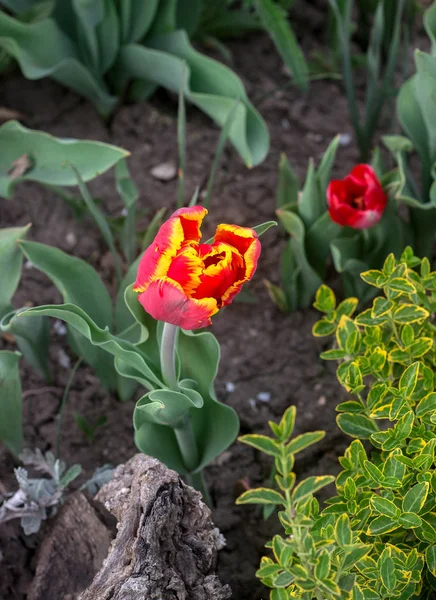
[134,206,261,330]
[327,164,387,229]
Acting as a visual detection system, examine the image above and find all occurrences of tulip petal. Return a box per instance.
[214,224,261,279]
[134,206,207,293]
[138,277,218,330]
[194,242,244,302]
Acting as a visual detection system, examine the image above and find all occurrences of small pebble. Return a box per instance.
[281,119,290,130]
[24,260,33,270]
[257,392,271,403]
[58,348,71,369]
[150,161,177,182]
[65,232,77,249]
[120,207,128,217]
[53,321,67,336]
[339,132,352,146]
[225,382,236,393]
[317,395,327,406]
[248,398,257,410]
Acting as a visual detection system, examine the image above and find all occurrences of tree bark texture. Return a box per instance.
[30,454,231,600]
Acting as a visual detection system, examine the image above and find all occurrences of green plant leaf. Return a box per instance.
[236,487,286,505]
[393,304,429,324]
[335,513,352,546]
[337,413,378,439]
[368,515,400,535]
[286,431,325,455]
[399,512,422,528]
[0,121,127,198]
[402,482,428,514]
[371,496,400,519]
[0,350,23,456]
[277,153,299,209]
[416,392,436,417]
[292,475,335,503]
[19,239,116,389]
[239,434,282,458]
[254,0,308,90]
[115,31,269,167]
[15,303,163,390]
[425,545,436,577]
[0,224,30,317]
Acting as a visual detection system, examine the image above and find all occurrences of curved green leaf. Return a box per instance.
[0,13,117,117]
[114,31,269,167]
[0,350,23,456]
[15,303,163,390]
[0,224,30,317]
[0,120,127,198]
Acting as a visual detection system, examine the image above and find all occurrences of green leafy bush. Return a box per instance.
[239,247,436,599]
[386,2,436,257]
[266,138,407,312]
[0,0,269,167]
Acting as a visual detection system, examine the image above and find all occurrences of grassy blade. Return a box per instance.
[203,99,240,209]
[73,166,123,283]
[255,0,308,90]
[177,64,187,208]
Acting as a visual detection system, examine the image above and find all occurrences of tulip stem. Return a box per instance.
[160,322,211,504]
[174,414,199,472]
[160,322,179,391]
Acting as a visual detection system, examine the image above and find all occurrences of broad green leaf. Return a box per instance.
[402,482,429,514]
[177,328,239,472]
[371,496,400,519]
[399,512,422,528]
[315,549,331,581]
[254,0,308,90]
[416,392,436,417]
[286,431,325,455]
[292,475,335,503]
[236,487,285,506]
[276,153,299,209]
[399,362,420,397]
[0,351,22,456]
[19,240,116,388]
[335,513,352,547]
[312,319,336,337]
[393,304,429,324]
[380,554,396,591]
[0,121,126,198]
[368,515,400,535]
[1,309,50,380]
[313,285,336,313]
[279,405,296,440]
[116,32,270,167]
[15,303,163,390]
[134,387,203,428]
[388,277,416,294]
[253,221,278,237]
[0,224,30,317]
[425,545,436,576]
[239,434,282,458]
[337,413,378,439]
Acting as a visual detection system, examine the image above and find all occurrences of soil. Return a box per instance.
[0,3,372,599]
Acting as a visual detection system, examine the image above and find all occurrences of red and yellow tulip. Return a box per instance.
[134,206,261,330]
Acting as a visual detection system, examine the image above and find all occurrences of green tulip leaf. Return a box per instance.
[0,350,23,456]
[0,224,30,318]
[13,303,163,391]
[0,120,127,199]
[114,31,269,167]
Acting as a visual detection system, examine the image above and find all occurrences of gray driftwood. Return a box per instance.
[30,454,231,600]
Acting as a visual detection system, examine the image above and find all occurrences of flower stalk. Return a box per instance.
[160,321,210,504]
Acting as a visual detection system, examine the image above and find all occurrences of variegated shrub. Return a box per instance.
[237,246,436,600]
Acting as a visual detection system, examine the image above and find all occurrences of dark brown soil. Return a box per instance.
[0,7,363,599]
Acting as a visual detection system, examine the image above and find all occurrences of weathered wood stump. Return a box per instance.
[29,455,232,600]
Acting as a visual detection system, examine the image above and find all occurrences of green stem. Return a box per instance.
[174,414,199,472]
[56,358,83,458]
[186,470,212,506]
[160,322,211,504]
[160,322,179,391]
